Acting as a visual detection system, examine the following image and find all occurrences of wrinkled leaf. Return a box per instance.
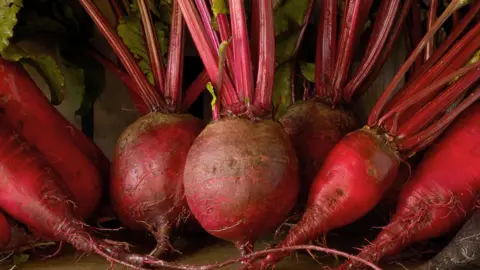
[299,61,315,83]
[1,36,66,105]
[117,1,170,85]
[0,0,22,53]
[273,63,293,119]
[212,0,229,18]
[272,0,310,118]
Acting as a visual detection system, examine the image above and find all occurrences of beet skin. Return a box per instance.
[111,113,204,256]
[183,117,299,251]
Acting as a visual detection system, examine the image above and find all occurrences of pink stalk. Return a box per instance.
[229,0,254,106]
[331,0,373,104]
[398,66,480,137]
[138,0,166,94]
[164,0,185,110]
[217,14,235,79]
[315,0,337,99]
[425,0,439,60]
[343,0,401,102]
[180,71,210,112]
[354,0,412,101]
[367,0,462,126]
[79,0,164,112]
[380,61,480,134]
[178,0,239,108]
[252,0,274,113]
[195,0,220,52]
[398,88,479,154]
[409,0,424,76]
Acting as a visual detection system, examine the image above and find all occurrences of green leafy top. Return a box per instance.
[212,0,229,18]
[0,0,105,116]
[272,0,311,119]
[117,0,171,84]
[0,0,22,53]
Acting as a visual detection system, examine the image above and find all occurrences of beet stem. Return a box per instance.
[229,0,254,108]
[252,0,274,113]
[399,87,479,154]
[138,0,167,95]
[343,0,401,103]
[380,61,480,130]
[398,62,480,137]
[367,0,463,126]
[315,0,337,100]
[425,0,439,61]
[164,0,186,111]
[79,0,165,112]
[178,0,240,109]
[409,0,424,76]
[333,0,374,105]
[217,13,236,81]
[354,0,412,101]
[180,70,210,112]
[195,0,221,53]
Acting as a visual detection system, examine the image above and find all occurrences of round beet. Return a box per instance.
[280,99,358,204]
[111,112,204,256]
[183,118,299,252]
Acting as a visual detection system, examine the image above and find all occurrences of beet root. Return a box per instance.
[183,117,299,252]
[338,104,480,270]
[258,128,401,268]
[280,99,358,206]
[111,112,204,257]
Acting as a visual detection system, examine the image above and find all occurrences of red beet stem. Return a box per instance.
[178,0,240,110]
[380,1,480,115]
[380,61,480,135]
[138,0,166,95]
[379,25,480,133]
[354,0,412,101]
[109,0,124,19]
[425,0,439,61]
[164,0,186,110]
[398,64,480,137]
[343,0,401,102]
[315,0,337,100]
[79,0,165,113]
[252,0,274,113]
[409,0,424,76]
[368,0,462,126]
[195,0,220,53]
[217,13,235,80]
[331,0,373,104]
[398,87,479,154]
[229,0,254,107]
[180,70,210,111]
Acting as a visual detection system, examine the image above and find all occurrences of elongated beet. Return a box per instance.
[111,112,204,255]
[420,210,480,270]
[339,102,480,269]
[184,118,299,251]
[0,58,103,220]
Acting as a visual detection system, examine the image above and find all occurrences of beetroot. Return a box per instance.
[79,0,207,257]
[184,118,298,252]
[177,0,300,254]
